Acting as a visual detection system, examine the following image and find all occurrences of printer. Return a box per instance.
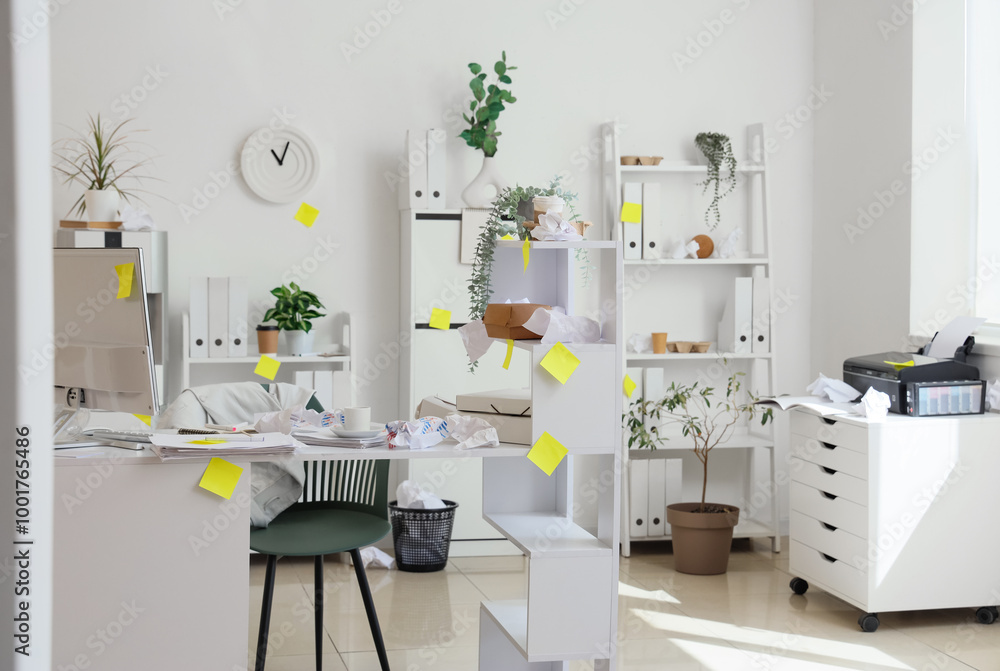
[843,337,985,416]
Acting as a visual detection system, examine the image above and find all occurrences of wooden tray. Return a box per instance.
[59,220,122,230]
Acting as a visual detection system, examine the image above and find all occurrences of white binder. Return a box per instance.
[629,459,649,538]
[207,277,229,358]
[622,182,642,260]
[718,277,753,354]
[332,369,354,408]
[641,182,663,259]
[752,276,771,353]
[642,367,664,432]
[647,459,666,536]
[398,129,428,210]
[663,458,683,535]
[189,277,208,358]
[426,128,447,209]
[294,370,314,391]
[227,276,248,357]
[313,370,334,410]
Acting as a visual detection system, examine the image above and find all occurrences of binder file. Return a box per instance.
[313,370,334,410]
[643,367,664,432]
[189,276,208,358]
[398,129,428,210]
[641,182,663,259]
[718,277,753,354]
[752,276,771,353]
[207,277,229,358]
[332,369,354,408]
[426,128,447,209]
[663,458,683,534]
[622,182,642,260]
[629,459,649,538]
[227,276,248,357]
[647,459,666,536]
[294,370,314,391]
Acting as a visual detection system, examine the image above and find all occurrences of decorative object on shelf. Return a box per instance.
[256,325,279,354]
[626,370,772,574]
[652,332,668,354]
[241,125,320,203]
[716,228,743,258]
[459,51,517,207]
[52,113,154,222]
[262,282,326,356]
[620,155,640,165]
[692,234,715,258]
[637,156,663,166]
[694,132,737,231]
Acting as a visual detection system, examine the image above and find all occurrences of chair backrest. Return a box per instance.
[302,460,389,518]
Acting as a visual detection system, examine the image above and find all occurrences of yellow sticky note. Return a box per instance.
[527,432,568,476]
[620,202,642,224]
[198,457,244,499]
[623,375,637,398]
[429,308,451,330]
[188,439,226,445]
[133,414,152,426]
[254,355,281,380]
[115,263,134,299]
[539,342,580,385]
[884,360,915,371]
[295,202,319,227]
[523,239,530,273]
[502,339,514,370]
[501,233,515,240]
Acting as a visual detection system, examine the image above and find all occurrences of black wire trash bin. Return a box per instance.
[388,500,459,572]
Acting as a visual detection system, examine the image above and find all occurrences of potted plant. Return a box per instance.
[53,114,153,223]
[624,370,772,574]
[262,282,326,356]
[694,132,738,231]
[459,51,517,207]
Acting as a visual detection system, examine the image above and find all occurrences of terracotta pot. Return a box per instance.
[256,325,279,354]
[667,502,739,575]
[652,333,668,354]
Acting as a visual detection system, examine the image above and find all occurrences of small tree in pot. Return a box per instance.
[624,369,772,574]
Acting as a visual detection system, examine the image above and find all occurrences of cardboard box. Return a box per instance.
[483,303,550,340]
[416,395,532,445]
[455,388,531,416]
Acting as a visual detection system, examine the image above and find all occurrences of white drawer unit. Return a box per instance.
[788,409,1000,632]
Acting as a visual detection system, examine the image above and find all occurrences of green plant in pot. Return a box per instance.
[459,50,517,207]
[694,132,737,231]
[624,369,772,575]
[262,282,326,356]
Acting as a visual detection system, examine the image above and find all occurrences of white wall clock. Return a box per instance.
[240,125,320,203]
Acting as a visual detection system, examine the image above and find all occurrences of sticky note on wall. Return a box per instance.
[295,203,319,227]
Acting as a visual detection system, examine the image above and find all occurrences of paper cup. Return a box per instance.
[344,407,371,431]
[652,333,668,354]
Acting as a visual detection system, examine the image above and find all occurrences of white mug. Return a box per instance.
[343,407,371,432]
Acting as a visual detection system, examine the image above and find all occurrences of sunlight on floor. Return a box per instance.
[672,638,913,671]
[619,580,681,605]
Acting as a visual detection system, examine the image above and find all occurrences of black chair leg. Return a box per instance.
[255,554,278,671]
[350,548,390,671]
[314,555,324,671]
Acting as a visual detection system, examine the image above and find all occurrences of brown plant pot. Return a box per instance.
[667,502,739,575]
[256,325,279,355]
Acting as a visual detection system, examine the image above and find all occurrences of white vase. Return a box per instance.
[285,329,315,356]
[84,189,120,222]
[462,155,509,208]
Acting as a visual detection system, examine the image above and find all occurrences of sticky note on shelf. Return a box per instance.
[527,432,568,476]
[539,342,580,384]
[623,374,637,398]
[255,355,281,380]
[198,457,243,499]
[884,360,915,371]
[133,414,152,426]
[523,239,530,272]
[620,202,642,224]
[502,339,514,369]
[429,308,451,330]
[115,262,134,299]
[295,202,319,227]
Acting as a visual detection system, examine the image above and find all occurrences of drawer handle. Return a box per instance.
[821,466,837,475]
[821,522,838,532]
[821,491,838,500]
[820,442,836,450]
[821,553,837,563]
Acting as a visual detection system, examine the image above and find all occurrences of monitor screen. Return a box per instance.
[53,247,158,415]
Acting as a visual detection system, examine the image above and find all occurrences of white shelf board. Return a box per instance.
[494,239,618,250]
[619,162,764,174]
[626,350,771,363]
[481,600,529,660]
[483,512,613,558]
[624,257,769,266]
[496,338,617,353]
[188,353,349,364]
[629,430,774,452]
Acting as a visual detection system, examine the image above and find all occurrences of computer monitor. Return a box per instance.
[53,247,158,416]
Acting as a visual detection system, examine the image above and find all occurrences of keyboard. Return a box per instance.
[84,429,154,443]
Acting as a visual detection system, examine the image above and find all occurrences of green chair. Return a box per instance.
[250,459,392,671]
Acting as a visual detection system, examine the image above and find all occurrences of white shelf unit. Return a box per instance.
[603,121,780,556]
[477,240,623,670]
[180,312,352,393]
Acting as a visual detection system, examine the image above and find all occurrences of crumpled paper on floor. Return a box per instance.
[446,414,499,449]
[530,209,583,242]
[627,332,653,354]
[396,480,446,509]
[458,319,493,364]
[716,229,742,258]
[852,387,890,419]
[987,379,1000,411]
[806,373,862,403]
[386,417,449,450]
[671,239,701,259]
[358,546,396,569]
[521,307,600,344]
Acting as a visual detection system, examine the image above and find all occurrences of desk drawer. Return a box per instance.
[790,457,868,506]
[790,511,868,573]
[790,539,867,605]
[790,481,868,539]
[789,435,868,481]
[791,412,868,453]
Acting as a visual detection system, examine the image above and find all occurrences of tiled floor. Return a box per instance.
[248,539,1000,670]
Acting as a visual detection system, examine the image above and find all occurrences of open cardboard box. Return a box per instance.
[483,303,550,340]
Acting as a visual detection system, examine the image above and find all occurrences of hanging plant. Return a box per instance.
[695,132,738,231]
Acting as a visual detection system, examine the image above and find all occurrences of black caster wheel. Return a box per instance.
[858,613,880,632]
[975,607,998,625]
[789,577,809,595]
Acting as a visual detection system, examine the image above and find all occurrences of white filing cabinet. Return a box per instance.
[788,409,1000,632]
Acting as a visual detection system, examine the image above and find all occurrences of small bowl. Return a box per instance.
[674,342,694,354]
[666,342,678,353]
[638,156,663,166]
[691,342,710,353]
[620,156,640,166]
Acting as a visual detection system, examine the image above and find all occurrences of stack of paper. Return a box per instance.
[292,428,388,449]
[150,432,297,460]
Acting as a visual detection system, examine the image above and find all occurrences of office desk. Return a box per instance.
[53,442,530,670]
